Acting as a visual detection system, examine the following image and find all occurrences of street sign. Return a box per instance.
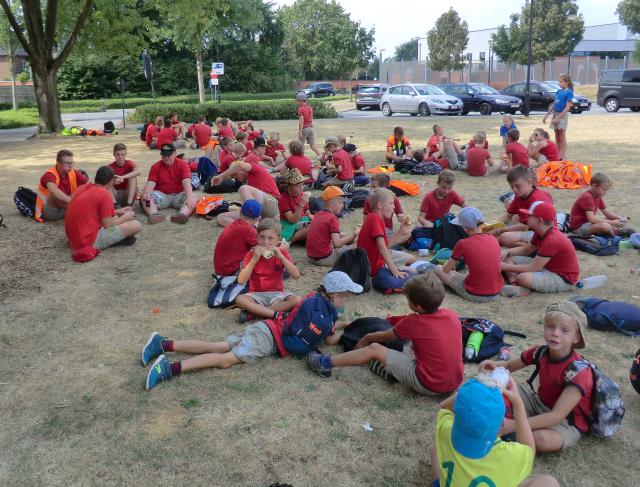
[210,72,218,79]
[210,78,219,86]
[211,62,224,75]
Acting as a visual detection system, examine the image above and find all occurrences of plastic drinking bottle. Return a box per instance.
[464,331,484,360]
[576,275,607,290]
[489,367,510,390]
[497,346,511,361]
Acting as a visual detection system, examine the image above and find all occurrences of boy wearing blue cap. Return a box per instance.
[432,377,559,487]
[213,199,261,277]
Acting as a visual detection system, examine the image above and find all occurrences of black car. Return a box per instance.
[355,84,388,110]
[438,82,521,115]
[544,81,592,113]
[500,82,557,114]
[597,69,640,112]
[299,82,335,98]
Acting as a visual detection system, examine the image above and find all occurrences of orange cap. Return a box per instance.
[322,186,345,201]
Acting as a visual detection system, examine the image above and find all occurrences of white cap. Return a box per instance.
[321,271,363,294]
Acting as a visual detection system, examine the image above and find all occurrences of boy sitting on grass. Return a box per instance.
[431,377,559,487]
[322,137,354,188]
[363,174,411,247]
[109,143,140,209]
[307,272,463,396]
[426,124,463,169]
[417,170,466,227]
[358,188,416,294]
[234,218,302,323]
[142,271,362,391]
[264,131,287,165]
[465,132,496,177]
[500,128,530,173]
[344,143,370,186]
[213,200,260,278]
[434,207,503,303]
[480,301,591,453]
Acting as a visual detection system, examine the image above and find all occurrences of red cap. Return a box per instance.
[519,201,556,221]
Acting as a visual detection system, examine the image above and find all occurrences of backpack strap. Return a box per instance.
[526,345,548,391]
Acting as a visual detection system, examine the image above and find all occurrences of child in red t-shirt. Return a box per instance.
[500,128,530,173]
[480,300,592,452]
[190,115,213,150]
[568,172,630,237]
[264,131,286,166]
[234,218,302,323]
[213,200,260,277]
[278,168,312,244]
[276,139,314,184]
[108,143,141,208]
[434,207,503,302]
[322,137,354,187]
[344,142,370,187]
[527,128,559,165]
[157,118,186,149]
[364,174,410,246]
[426,124,463,169]
[306,272,464,395]
[418,170,465,227]
[466,132,496,177]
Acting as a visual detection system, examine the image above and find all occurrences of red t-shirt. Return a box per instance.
[244,151,260,165]
[507,187,553,224]
[145,124,159,147]
[363,195,402,230]
[540,140,559,161]
[243,140,254,152]
[306,210,340,259]
[193,123,212,147]
[569,190,606,230]
[242,248,291,292]
[357,212,387,276]
[219,150,236,173]
[393,308,463,393]
[452,233,503,296]
[157,127,178,147]
[521,346,593,433]
[332,149,353,180]
[214,219,258,276]
[40,169,88,196]
[420,190,465,222]
[246,162,280,197]
[285,155,313,181]
[531,227,580,284]
[278,192,309,220]
[218,126,235,139]
[109,160,136,190]
[64,184,114,251]
[147,158,191,194]
[297,104,313,128]
[506,141,529,167]
[266,142,286,159]
[466,147,491,176]
[427,135,441,156]
[467,139,489,150]
[351,154,366,171]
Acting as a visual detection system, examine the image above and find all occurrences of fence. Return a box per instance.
[0,81,35,103]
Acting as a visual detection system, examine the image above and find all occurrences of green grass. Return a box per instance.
[0,108,39,129]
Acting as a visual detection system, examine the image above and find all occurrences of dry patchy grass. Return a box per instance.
[1,113,639,486]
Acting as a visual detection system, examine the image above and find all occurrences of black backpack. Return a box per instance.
[104,120,115,133]
[340,317,406,352]
[569,234,620,256]
[14,187,37,218]
[344,189,370,210]
[331,248,371,293]
[431,213,467,252]
[140,122,150,141]
[204,178,242,194]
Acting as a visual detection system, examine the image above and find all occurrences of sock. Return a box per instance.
[161,340,174,352]
[170,361,182,376]
[319,355,333,370]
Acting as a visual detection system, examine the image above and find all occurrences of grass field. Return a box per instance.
[1,113,639,486]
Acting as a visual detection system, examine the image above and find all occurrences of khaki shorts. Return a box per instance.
[572,222,592,236]
[518,385,582,449]
[384,350,440,396]
[93,226,125,250]
[151,191,187,210]
[308,245,353,267]
[243,291,292,307]
[300,126,315,145]
[41,201,65,221]
[550,111,568,130]
[391,249,412,267]
[261,194,279,219]
[512,256,575,293]
[225,321,278,363]
[448,272,500,303]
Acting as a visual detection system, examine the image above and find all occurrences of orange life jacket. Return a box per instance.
[534,161,592,190]
[367,165,396,174]
[389,180,420,196]
[35,165,78,222]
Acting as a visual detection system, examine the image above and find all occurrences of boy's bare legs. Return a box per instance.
[216,209,240,227]
[498,231,529,248]
[520,475,560,487]
[429,447,440,484]
[235,294,302,319]
[531,429,564,452]
[172,339,232,355]
[290,226,309,244]
[126,178,138,206]
[328,343,390,368]
[434,266,462,287]
[181,351,241,372]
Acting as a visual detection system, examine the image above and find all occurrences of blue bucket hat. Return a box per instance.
[241,199,262,219]
[451,379,505,459]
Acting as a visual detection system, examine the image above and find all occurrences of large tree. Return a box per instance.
[0,0,19,109]
[491,14,526,84]
[279,0,375,80]
[427,8,468,81]
[616,0,640,61]
[394,37,418,62]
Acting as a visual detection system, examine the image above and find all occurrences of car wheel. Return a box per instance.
[461,109,469,115]
[418,103,431,116]
[605,97,620,112]
[330,92,335,97]
[382,103,393,117]
[573,109,583,114]
[479,103,492,116]
[631,107,640,112]
[356,104,363,111]
[311,93,316,98]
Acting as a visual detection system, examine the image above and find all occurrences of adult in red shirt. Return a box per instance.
[141,144,198,224]
[417,170,465,227]
[64,165,141,262]
[191,115,212,149]
[213,200,260,276]
[434,207,503,302]
[278,169,312,244]
[501,202,579,296]
[157,118,186,149]
[527,128,559,164]
[296,94,321,157]
[145,116,163,149]
[109,143,141,208]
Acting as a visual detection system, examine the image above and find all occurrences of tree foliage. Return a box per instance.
[426,8,468,77]
[394,37,418,62]
[617,0,640,34]
[279,0,375,80]
[491,14,527,65]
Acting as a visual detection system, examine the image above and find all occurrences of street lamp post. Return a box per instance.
[524,0,534,116]
[379,49,385,83]
[567,13,577,75]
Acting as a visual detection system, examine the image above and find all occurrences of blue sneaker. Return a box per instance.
[306,352,332,378]
[141,331,165,366]
[498,191,514,203]
[145,355,172,391]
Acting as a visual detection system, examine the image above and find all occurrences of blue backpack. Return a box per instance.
[460,318,526,362]
[281,293,338,355]
[197,156,217,185]
[569,234,620,256]
[571,297,640,336]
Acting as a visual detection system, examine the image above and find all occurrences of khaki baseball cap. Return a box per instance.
[545,300,587,349]
[324,137,339,148]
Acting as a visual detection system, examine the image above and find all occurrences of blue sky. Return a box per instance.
[272,0,620,56]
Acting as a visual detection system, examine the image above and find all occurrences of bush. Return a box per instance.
[130,99,338,124]
[0,102,12,111]
[0,108,39,129]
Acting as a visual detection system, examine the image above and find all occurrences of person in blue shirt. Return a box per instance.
[499,114,517,149]
[543,73,574,160]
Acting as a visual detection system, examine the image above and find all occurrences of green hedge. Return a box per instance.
[0,108,39,129]
[130,99,339,124]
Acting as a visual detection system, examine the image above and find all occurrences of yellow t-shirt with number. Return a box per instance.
[435,409,534,487]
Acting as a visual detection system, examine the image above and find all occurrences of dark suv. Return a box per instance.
[299,82,335,98]
[500,82,556,114]
[597,69,640,112]
[355,84,388,110]
[438,82,521,115]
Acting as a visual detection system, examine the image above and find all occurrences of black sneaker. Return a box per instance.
[115,236,137,246]
[306,352,332,378]
[617,227,636,239]
[369,360,397,383]
[238,310,256,324]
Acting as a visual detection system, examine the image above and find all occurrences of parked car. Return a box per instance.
[500,82,557,114]
[543,80,592,113]
[355,84,388,110]
[597,69,640,112]
[299,82,335,98]
[379,83,463,117]
[438,82,521,115]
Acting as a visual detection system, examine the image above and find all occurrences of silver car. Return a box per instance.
[380,83,464,116]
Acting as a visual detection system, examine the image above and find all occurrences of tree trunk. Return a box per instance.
[196,53,205,105]
[10,66,17,110]
[32,68,63,134]
[508,62,513,85]
[542,61,546,80]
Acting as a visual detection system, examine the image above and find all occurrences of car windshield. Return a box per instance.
[359,87,380,94]
[413,84,445,96]
[471,84,499,95]
[545,81,561,89]
[539,82,557,92]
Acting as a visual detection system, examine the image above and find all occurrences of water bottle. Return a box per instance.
[576,275,608,290]
[418,248,430,257]
[464,331,484,361]
[497,346,511,361]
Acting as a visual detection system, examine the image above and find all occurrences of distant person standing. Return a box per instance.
[543,73,573,160]
[296,93,321,158]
